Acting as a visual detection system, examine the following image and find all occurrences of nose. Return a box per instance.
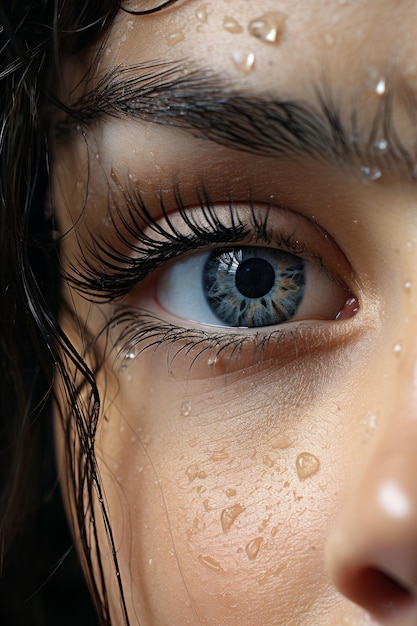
[326,353,417,624]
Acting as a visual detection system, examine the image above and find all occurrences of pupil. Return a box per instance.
[235,257,275,299]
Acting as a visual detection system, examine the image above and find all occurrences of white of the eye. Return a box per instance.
[157,252,227,326]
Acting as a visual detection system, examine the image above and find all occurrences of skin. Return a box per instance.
[52,0,417,624]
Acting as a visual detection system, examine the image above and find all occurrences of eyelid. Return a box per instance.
[125,202,355,293]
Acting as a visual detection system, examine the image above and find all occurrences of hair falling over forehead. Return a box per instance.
[0,1,182,625]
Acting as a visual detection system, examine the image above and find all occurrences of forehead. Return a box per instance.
[96,0,417,97]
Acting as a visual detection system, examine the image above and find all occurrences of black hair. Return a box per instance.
[0,2,179,624]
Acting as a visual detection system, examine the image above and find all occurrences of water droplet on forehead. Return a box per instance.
[232,50,255,76]
[296,452,320,479]
[360,166,382,181]
[248,11,286,44]
[223,16,243,34]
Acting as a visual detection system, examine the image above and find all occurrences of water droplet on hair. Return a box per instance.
[180,401,192,417]
[245,537,263,561]
[232,50,255,76]
[374,76,386,95]
[360,166,382,181]
[196,4,209,22]
[221,504,244,532]
[223,16,243,33]
[125,347,136,360]
[296,452,320,479]
[373,138,388,152]
[198,555,223,571]
[248,11,286,44]
[226,488,237,498]
[167,30,185,46]
[393,342,402,354]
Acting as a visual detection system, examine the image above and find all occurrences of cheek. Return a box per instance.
[95,351,367,625]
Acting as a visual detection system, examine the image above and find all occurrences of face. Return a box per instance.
[52,1,417,624]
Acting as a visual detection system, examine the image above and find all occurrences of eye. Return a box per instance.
[155,245,351,329]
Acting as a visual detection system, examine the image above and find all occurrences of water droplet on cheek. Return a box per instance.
[223,16,243,33]
[196,4,209,22]
[393,342,402,354]
[245,537,263,560]
[232,50,255,76]
[248,11,287,44]
[221,504,245,532]
[296,452,320,479]
[404,281,412,293]
[180,401,192,417]
[198,555,223,571]
[167,30,185,46]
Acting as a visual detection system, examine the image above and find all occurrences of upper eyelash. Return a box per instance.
[66,182,309,301]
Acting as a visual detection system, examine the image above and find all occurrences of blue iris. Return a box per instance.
[203,247,305,327]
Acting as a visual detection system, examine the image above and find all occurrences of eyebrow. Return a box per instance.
[56,61,416,179]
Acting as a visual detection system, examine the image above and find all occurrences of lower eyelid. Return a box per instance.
[109,307,363,381]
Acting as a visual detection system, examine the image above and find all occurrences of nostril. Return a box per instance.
[353,567,413,619]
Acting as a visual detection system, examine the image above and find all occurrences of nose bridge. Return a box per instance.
[326,321,417,622]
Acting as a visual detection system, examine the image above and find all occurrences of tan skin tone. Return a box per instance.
[53,1,417,624]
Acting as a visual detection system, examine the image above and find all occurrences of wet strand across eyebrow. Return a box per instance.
[56,61,417,180]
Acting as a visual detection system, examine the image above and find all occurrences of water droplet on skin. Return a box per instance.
[245,537,263,560]
[210,450,229,462]
[125,348,136,360]
[128,172,137,182]
[271,434,293,449]
[186,464,199,482]
[196,4,209,22]
[404,280,412,292]
[221,504,244,532]
[180,401,192,417]
[361,166,382,181]
[223,16,243,33]
[198,555,223,571]
[226,488,237,498]
[263,455,274,467]
[167,30,185,46]
[248,11,286,44]
[296,452,320,479]
[207,355,218,366]
[393,342,402,354]
[127,20,134,30]
[94,152,100,160]
[232,50,255,76]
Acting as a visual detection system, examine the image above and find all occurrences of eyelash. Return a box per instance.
[68,182,356,374]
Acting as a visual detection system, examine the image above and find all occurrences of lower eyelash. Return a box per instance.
[106,307,335,379]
